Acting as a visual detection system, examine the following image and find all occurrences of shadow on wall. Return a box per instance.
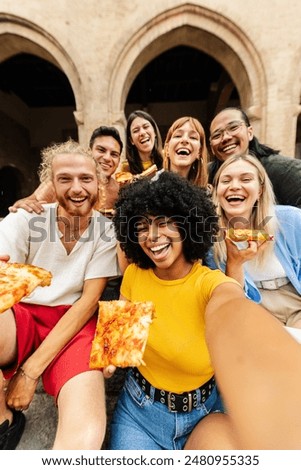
[0,165,23,217]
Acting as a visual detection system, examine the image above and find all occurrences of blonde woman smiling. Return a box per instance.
[209,154,301,328]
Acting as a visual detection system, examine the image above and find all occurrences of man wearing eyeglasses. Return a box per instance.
[208,107,301,208]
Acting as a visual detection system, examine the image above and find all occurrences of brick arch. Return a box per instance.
[0,13,84,129]
[108,3,266,127]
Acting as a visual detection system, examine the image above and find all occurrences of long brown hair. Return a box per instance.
[163,116,208,187]
[125,110,163,174]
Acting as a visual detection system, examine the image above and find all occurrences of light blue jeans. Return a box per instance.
[110,369,224,450]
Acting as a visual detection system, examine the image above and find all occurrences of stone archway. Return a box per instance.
[0,14,83,117]
[0,14,84,195]
[108,3,266,138]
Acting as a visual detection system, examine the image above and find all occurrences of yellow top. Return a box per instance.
[141,160,153,170]
[121,262,239,393]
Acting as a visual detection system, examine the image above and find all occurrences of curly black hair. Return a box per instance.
[113,171,219,269]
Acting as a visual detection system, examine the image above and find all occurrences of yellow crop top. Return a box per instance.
[121,262,239,393]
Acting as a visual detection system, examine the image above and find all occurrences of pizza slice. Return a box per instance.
[98,208,115,218]
[226,228,273,242]
[133,164,158,181]
[0,261,52,314]
[115,164,158,185]
[90,300,155,368]
[114,171,133,185]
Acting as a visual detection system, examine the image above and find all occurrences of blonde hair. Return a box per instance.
[212,154,278,267]
[163,116,208,187]
[38,139,100,183]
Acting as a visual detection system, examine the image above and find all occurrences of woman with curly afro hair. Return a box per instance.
[113,170,216,270]
[106,171,301,450]
[107,171,238,449]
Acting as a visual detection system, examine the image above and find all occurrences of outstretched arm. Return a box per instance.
[205,283,301,449]
[6,277,107,411]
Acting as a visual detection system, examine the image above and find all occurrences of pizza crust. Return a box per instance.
[226,228,273,242]
[114,171,133,184]
[115,164,158,185]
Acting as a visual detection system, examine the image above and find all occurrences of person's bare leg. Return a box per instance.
[0,371,13,425]
[53,370,106,450]
[0,310,17,425]
[206,297,301,449]
[185,413,239,449]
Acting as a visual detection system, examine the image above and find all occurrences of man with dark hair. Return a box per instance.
[208,107,301,208]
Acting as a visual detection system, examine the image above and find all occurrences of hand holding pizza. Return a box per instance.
[115,164,158,186]
[224,231,270,287]
[225,234,269,265]
[103,365,117,379]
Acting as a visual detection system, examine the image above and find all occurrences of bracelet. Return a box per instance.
[19,367,39,382]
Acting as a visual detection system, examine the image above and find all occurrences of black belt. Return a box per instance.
[132,368,215,413]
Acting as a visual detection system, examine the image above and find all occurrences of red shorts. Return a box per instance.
[3,302,99,400]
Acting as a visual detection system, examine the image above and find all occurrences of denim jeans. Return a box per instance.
[110,369,224,450]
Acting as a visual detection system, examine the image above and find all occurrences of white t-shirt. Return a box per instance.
[245,249,286,282]
[0,204,120,306]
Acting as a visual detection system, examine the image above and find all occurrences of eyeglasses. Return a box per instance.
[210,121,246,143]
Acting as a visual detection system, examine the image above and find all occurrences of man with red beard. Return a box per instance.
[9,125,123,216]
[0,140,119,450]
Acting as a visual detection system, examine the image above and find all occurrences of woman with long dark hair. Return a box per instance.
[122,110,163,175]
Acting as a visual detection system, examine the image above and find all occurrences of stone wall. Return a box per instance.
[0,0,300,157]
